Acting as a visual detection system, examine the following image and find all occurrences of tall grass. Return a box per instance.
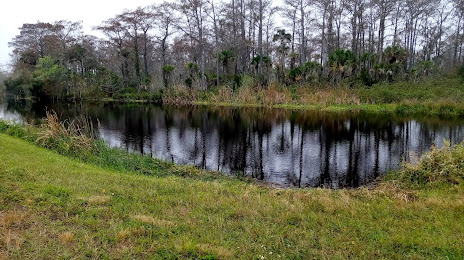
[386,140,464,189]
[160,76,464,117]
[296,86,361,106]
[259,83,292,105]
[163,84,199,105]
[0,120,32,140]
[36,110,95,155]
[357,77,464,104]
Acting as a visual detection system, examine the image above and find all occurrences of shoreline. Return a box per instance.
[6,94,464,118]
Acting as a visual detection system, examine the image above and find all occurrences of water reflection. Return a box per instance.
[2,99,464,188]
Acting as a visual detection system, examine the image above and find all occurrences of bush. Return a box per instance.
[163,65,175,73]
[288,66,304,82]
[35,110,96,158]
[389,140,464,189]
[0,120,32,140]
[359,68,376,86]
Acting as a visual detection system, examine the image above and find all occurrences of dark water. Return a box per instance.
[2,98,464,188]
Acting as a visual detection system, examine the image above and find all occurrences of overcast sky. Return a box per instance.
[0,0,164,72]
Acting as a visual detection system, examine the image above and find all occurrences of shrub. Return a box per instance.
[390,140,464,189]
[288,66,304,82]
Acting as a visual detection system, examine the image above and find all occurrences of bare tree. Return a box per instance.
[373,0,397,62]
[152,2,179,88]
[95,17,131,85]
[180,0,209,90]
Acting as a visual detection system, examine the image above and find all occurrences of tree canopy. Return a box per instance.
[5,0,464,98]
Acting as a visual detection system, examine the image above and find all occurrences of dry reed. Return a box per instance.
[36,110,95,151]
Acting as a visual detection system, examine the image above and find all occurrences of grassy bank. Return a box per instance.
[1,120,464,258]
[104,76,464,117]
[0,114,216,181]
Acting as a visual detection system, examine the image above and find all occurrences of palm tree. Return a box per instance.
[273,29,291,82]
[219,49,235,76]
[383,45,408,80]
[384,45,408,65]
[327,49,357,83]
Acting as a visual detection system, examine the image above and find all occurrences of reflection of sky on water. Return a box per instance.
[0,104,23,123]
[2,99,464,188]
[92,110,464,188]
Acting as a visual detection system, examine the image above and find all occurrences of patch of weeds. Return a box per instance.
[438,105,455,118]
[155,248,180,260]
[44,185,70,206]
[44,185,70,199]
[388,140,464,189]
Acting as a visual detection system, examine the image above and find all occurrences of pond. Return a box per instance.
[2,98,464,188]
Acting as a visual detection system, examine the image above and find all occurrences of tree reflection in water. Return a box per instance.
[3,99,464,188]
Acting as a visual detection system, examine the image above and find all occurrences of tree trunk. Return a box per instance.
[300,0,306,65]
[211,0,220,86]
[351,5,357,56]
[134,29,141,91]
[378,14,385,63]
[240,0,247,74]
[454,17,462,65]
[195,5,206,90]
[143,30,149,79]
[258,0,264,77]
[161,35,168,88]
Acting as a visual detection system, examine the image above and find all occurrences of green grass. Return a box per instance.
[357,77,464,104]
[1,131,464,258]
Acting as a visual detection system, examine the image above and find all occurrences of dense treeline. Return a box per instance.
[4,0,464,99]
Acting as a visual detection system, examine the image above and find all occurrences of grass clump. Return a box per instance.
[0,120,30,139]
[388,140,464,189]
[36,110,95,156]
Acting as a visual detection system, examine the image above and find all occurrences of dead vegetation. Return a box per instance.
[36,110,95,152]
